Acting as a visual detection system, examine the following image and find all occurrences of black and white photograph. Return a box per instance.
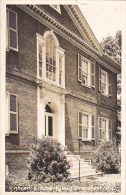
[0,0,125,194]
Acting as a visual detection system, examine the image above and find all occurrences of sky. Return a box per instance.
[78,1,123,43]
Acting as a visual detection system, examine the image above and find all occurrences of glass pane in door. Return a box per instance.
[48,116,53,136]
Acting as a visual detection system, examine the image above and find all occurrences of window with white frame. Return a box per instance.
[99,117,112,140]
[6,9,18,51]
[99,69,111,96]
[78,112,95,140]
[78,54,95,88]
[37,31,65,87]
[5,92,18,135]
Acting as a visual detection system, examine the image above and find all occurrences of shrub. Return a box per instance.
[5,176,14,192]
[27,136,70,182]
[92,141,121,174]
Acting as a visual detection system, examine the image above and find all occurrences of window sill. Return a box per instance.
[6,47,18,52]
[101,92,109,97]
[82,138,92,141]
[37,77,65,89]
[81,83,91,89]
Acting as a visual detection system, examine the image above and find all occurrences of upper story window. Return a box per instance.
[46,34,56,82]
[6,9,18,51]
[5,92,18,135]
[99,69,111,96]
[78,54,95,88]
[99,117,112,141]
[37,31,65,87]
[50,5,61,13]
[78,111,95,141]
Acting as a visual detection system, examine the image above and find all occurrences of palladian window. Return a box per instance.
[37,31,65,87]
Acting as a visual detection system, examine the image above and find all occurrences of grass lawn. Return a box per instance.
[6,170,121,193]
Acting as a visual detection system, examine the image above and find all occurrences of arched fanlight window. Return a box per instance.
[46,35,56,81]
[45,104,52,113]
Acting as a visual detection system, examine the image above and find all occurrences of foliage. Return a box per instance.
[6,178,121,193]
[5,176,14,192]
[92,141,121,174]
[27,136,70,182]
[100,30,122,145]
[100,30,121,64]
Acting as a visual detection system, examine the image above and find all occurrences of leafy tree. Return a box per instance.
[100,30,121,145]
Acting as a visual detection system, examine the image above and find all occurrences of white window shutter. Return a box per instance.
[78,54,82,82]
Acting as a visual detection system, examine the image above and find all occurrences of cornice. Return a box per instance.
[17,5,119,73]
[17,4,101,59]
[67,5,103,54]
[96,59,119,74]
[63,5,91,45]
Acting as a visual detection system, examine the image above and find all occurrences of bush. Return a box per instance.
[27,136,70,182]
[5,176,14,192]
[92,141,121,174]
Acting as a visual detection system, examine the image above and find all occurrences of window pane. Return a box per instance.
[79,55,81,67]
[91,75,94,86]
[99,69,101,79]
[9,10,16,30]
[10,94,16,112]
[100,129,102,139]
[92,115,94,126]
[79,125,82,137]
[92,127,94,138]
[10,113,17,131]
[39,61,42,68]
[109,131,112,140]
[108,74,111,84]
[39,69,42,77]
[46,35,56,81]
[79,68,82,81]
[10,30,17,48]
[82,114,88,127]
[48,116,53,136]
[79,112,82,124]
[109,120,111,130]
[109,85,111,95]
[99,80,101,91]
[99,118,102,128]
[91,63,94,74]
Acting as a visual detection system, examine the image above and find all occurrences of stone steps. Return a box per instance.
[66,154,101,179]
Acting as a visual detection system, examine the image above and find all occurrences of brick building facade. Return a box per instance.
[5,4,120,175]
